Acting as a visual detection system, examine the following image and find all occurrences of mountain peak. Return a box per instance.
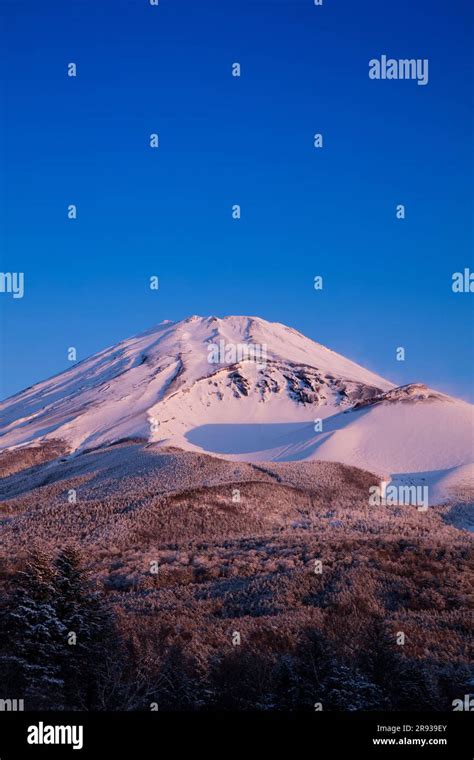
[0,314,392,454]
[1,315,470,477]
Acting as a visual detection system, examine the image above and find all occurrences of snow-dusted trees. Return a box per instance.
[0,548,65,709]
[0,547,120,710]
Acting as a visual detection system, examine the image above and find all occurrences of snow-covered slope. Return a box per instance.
[0,315,472,493]
[0,315,391,452]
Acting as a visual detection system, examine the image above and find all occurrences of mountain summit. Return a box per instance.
[0,315,472,486]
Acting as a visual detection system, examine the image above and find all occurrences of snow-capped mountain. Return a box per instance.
[0,315,472,487]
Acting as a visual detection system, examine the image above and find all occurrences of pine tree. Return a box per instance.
[53,546,119,709]
[0,546,122,710]
[0,548,66,709]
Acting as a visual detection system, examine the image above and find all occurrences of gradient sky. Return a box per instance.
[0,0,473,402]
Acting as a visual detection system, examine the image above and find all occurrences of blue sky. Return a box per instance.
[0,0,473,401]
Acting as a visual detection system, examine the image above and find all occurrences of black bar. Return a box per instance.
[0,711,472,758]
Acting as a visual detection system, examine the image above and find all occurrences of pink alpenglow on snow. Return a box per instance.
[0,316,472,500]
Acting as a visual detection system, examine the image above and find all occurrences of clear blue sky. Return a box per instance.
[1,0,473,401]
